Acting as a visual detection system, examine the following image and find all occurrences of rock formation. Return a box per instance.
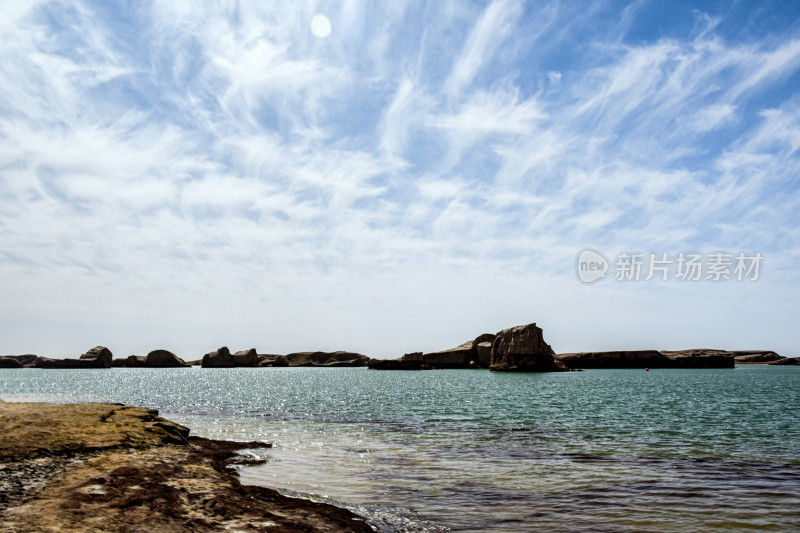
[661,350,735,368]
[111,355,146,367]
[145,350,190,367]
[232,348,259,367]
[769,357,799,365]
[258,354,289,367]
[0,354,40,367]
[368,352,424,370]
[489,323,564,372]
[421,342,476,369]
[201,346,235,368]
[37,346,113,369]
[731,351,785,364]
[112,350,189,368]
[0,357,23,368]
[283,351,369,367]
[556,349,737,369]
[557,350,668,369]
[473,333,496,368]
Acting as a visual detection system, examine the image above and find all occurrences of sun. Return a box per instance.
[310,14,331,38]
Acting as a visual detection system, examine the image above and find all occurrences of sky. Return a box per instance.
[1,0,799,359]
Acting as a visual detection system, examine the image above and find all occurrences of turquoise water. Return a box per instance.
[2,366,799,532]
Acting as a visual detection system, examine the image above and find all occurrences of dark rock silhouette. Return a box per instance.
[368,352,424,370]
[112,350,189,368]
[557,350,667,369]
[232,348,259,367]
[660,350,735,368]
[201,347,235,368]
[258,354,289,367]
[557,349,737,369]
[145,350,190,367]
[0,357,23,368]
[473,333,496,368]
[1,354,41,367]
[769,356,799,365]
[283,351,369,367]
[37,346,113,369]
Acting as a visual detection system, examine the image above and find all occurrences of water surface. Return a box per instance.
[2,366,798,532]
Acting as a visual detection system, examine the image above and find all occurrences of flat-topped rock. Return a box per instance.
[557,350,668,369]
[36,346,113,369]
[661,350,735,368]
[284,351,369,367]
[730,351,785,364]
[557,349,736,368]
[368,352,424,370]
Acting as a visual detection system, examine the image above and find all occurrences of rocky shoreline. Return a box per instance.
[0,400,373,533]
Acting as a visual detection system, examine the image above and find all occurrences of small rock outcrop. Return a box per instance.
[145,350,190,367]
[201,347,235,368]
[283,351,369,367]
[1,354,41,367]
[769,357,799,365]
[422,342,476,369]
[112,350,189,368]
[556,349,737,369]
[368,352,424,370]
[661,350,735,368]
[258,354,289,367]
[557,350,668,369]
[37,346,113,369]
[0,357,23,368]
[232,349,259,367]
[111,355,146,367]
[490,323,564,372]
[731,351,784,364]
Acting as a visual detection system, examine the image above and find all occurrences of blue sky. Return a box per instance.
[1,0,799,358]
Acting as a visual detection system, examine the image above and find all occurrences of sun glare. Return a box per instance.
[310,14,331,38]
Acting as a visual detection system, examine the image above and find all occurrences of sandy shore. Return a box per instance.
[0,399,374,532]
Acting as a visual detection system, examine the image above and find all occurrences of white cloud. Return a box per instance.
[444,0,523,96]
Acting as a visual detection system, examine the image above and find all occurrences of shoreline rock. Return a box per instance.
[0,400,373,532]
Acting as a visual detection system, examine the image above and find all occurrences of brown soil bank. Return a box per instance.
[0,400,373,533]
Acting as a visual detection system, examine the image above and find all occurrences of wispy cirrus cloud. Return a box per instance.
[0,0,799,357]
